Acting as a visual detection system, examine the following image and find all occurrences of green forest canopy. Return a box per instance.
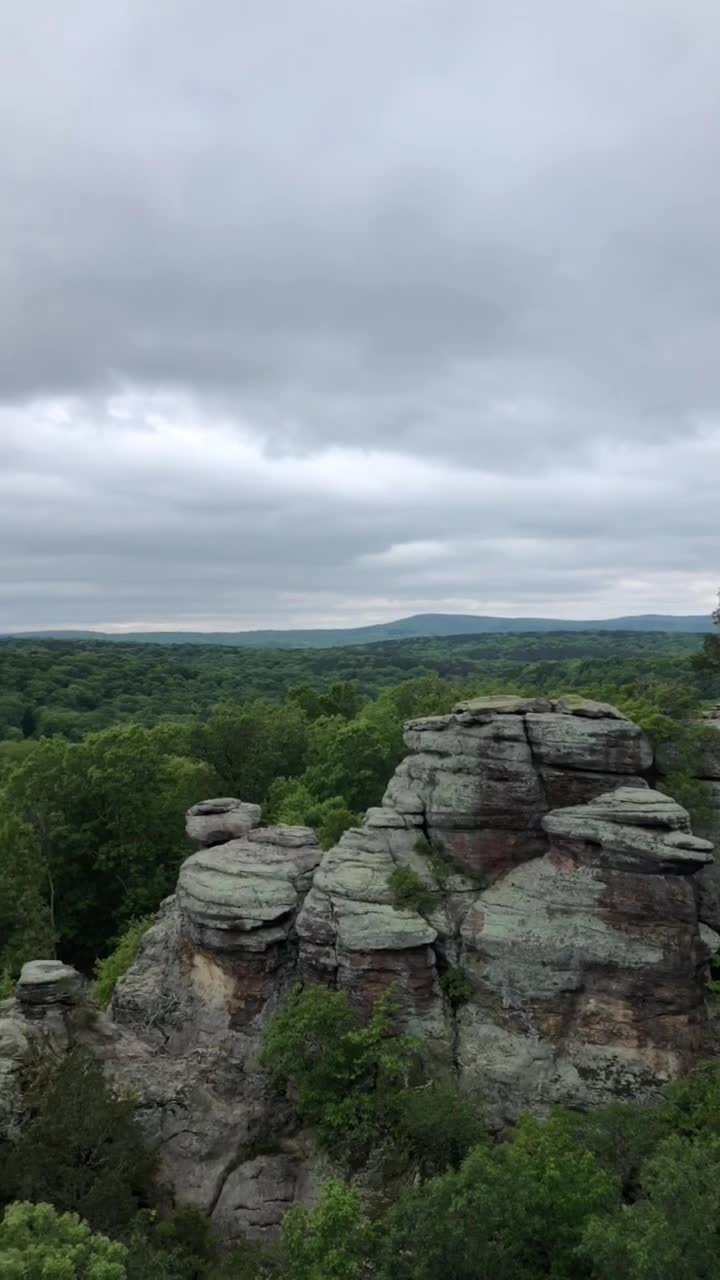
[0,628,718,978]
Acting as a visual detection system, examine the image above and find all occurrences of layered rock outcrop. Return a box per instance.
[1,696,717,1241]
[458,787,715,1113]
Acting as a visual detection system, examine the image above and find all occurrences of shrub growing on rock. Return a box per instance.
[260,988,419,1161]
[440,966,473,1011]
[395,1081,487,1178]
[279,1181,373,1280]
[93,916,156,1009]
[387,867,436,915]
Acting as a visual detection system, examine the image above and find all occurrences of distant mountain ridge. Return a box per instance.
[2,612,713,649]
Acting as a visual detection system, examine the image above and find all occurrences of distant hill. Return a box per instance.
[3,612,713,648]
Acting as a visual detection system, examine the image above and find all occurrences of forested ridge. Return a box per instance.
[5,608,713,647]
[2,619,720,1278]
[0,629,709,742]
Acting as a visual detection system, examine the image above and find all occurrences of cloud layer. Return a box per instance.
[2,1,718,629]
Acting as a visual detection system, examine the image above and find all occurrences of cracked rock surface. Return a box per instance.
[0,697,716,1239]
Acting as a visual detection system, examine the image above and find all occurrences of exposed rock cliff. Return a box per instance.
[0,696,716,1241]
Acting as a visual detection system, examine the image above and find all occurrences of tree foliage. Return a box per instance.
[0,724,213,970]
[279,1182,372,1280]
[0,1201,127,1280]
[693,591,720,673]
[260,988,419,1161]
[0,1046,157,1236]
[93,917,156,1009]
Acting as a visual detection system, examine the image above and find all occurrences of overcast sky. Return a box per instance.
[1,1,718,632]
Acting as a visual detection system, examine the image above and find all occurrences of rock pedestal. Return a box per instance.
[16,960,83,1011]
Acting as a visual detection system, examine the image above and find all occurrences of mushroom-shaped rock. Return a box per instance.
[16,960,83,1008]
[186,798,262,848]
[178,826,322,951]
[543,786,714,874]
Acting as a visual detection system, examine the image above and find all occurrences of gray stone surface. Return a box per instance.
[457,787,718,1117]
[186,798,263,847]
[16,960,83,1008]
[178,826,321,951]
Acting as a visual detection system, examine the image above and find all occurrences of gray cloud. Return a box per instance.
[1,1,718,628]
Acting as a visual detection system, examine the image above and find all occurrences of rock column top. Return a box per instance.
[186,797,263,847]
[16,960,83,1007]
[543,786,715,873]
[178,825,322,950]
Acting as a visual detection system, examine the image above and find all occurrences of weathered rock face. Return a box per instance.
[388,696,651,883]
[186,798,263,848]
[457,788,716,1115]
[0,696,716,1240]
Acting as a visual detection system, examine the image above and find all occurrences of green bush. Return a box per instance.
[0,1046,157,1236]
[0,1201,127,1279]
[93,917,155,1009]
[440,966,473,1010]
[660,1059,720,1138]
[260,988,419,1161]
[542,1102,666,1200]
[379,1120,620,1280]
[266,777,360,848]
[387,867,436,915]
[395,1081,487,1178]
[280,1181,373,1280]
[581,1134,720,1280]
[125,1207,219,1280]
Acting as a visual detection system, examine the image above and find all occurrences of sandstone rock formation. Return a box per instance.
[0,696,717,1241]
[458,787,716,1114]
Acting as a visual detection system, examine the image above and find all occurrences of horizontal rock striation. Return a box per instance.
[458,787,717,1116]
[387,695,651,883]
[185,797,263,848]
[1,695,716,1238]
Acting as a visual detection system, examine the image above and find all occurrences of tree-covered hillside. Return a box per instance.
[0,630,711,742]
[5,610,713,646]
